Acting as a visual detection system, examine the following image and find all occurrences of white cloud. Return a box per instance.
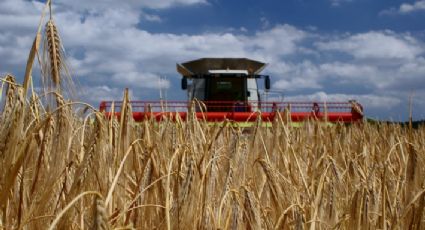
[244,24,307,60]
[399,1,425,13]
[329,0,352,7]
[0,0,43,15]
[383,57,425,90]
[315,32,425,93]
[380,1,425,15]
[49,10,306,86]
[270,61,322,91]
[316,31,423,60]
[319,62,377,79]
[0,33,33,65]
[78,86,125,103]
[271,62,380,92]
[0,1,43,36]
[271,56,425,92]
[143,14,162,22]
[260,17,270,29]
[54,0,208,11]
[136,0,208,9]
[111,72,170,89]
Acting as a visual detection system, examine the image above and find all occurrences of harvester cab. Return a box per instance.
[177,58,270,112]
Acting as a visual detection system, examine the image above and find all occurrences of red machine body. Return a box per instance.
[99,100,363,123]
[100,58,363,123]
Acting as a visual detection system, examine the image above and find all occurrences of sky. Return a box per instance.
[0,0,425,121]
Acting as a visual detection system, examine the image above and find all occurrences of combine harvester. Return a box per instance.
[99,58,363,124]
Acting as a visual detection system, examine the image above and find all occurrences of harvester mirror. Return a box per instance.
[181,78,188,90]
[265,75,271,90]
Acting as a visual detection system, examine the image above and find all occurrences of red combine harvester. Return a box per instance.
[99,58,363,123]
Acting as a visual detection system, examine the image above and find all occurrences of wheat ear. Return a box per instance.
[45,19,62,88]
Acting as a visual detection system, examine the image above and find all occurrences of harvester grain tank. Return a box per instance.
[99,58,363,123]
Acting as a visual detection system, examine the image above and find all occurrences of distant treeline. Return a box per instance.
[367,118,425,129]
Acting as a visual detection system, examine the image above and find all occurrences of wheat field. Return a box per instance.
[1,1,425,229]
[0,77,424,229]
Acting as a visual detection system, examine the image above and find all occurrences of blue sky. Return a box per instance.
[1,0,425,120]
[143,0,425,33]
